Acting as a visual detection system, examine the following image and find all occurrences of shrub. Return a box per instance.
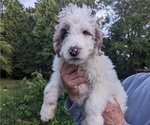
[0,72,73,125]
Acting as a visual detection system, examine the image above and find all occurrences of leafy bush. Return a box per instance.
[0,72,73,125]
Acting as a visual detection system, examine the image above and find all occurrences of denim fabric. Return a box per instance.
[122,73,150,125]
[64,97,85,125]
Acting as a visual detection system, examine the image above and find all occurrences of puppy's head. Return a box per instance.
[53,4,102,65]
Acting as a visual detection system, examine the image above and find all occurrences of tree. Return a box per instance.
[0,0,10,18]
[1,0,97,78]
[2,0,37,78]
[98,0,150,78]
[33,0,58,72]
[0,21,13,75]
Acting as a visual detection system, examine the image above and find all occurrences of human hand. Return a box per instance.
[60,63,86,103]
[103,99,127,125]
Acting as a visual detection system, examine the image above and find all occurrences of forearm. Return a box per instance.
[103,100,129,125]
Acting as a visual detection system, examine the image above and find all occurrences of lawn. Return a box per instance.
[0,78,48,125]
[0,75,73,125]
[0,79,22,108]
[0,79,26,125]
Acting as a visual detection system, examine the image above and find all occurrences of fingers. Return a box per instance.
[60,62,86,103]
[113,98,120,106]
[68,70,85,80]
[69,77,86,87]
[104,98,122,114]
[61,63,86,87]
[61,63,77,75]
[63,75,86,89]
[69,86,79,95]
[103,99,126,125]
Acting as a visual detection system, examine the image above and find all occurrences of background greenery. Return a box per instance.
[1,72,73,125]
[0,0,150,124]
[1,0,149,79]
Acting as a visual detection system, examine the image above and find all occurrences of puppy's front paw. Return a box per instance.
[40,103,56,122]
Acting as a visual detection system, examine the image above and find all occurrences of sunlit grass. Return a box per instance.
[0,79,23,108]
[0,76,73,125]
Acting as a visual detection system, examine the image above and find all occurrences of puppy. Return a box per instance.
[40,4,127,125]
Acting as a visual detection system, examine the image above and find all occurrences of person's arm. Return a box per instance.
[60,63,86,103]
[61,63,128,125]
[102,99,129,125]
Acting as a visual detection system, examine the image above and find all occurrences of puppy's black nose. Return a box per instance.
[69,46,80,57]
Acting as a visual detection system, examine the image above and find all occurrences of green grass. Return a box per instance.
[0,77,73,125]
[0,79,22,108]
[0,79,22,89]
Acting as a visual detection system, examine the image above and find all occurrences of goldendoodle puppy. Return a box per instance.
[40,4,127,125]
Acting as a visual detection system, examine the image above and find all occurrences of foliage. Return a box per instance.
[1,0,37,78]
[0,73,73,125]
[100,0,150,78]
[0,41,12,74]
[1,0,97,78]
[33,0,57,71]
[0,21,13,74]
[1,0,150,79]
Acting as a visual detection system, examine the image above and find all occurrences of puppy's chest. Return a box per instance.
[78,66,102,97]
[79,64,103,85]
[77,66,102,105]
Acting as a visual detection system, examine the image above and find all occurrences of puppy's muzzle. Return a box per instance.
[69,46,80,57]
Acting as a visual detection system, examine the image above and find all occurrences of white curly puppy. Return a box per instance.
[40,4,127,125]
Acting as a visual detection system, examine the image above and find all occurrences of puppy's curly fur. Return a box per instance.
[40,4,127,125]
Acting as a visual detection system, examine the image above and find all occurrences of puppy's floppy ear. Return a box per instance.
[53,24,61,57]
[53,23,69,57]
[95,24,102,49]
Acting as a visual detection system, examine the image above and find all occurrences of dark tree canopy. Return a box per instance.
[101,0,150,78]
[1,0,149,78]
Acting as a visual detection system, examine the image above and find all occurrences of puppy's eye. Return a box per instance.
[61,28,68,39]
[83,30,90,36]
